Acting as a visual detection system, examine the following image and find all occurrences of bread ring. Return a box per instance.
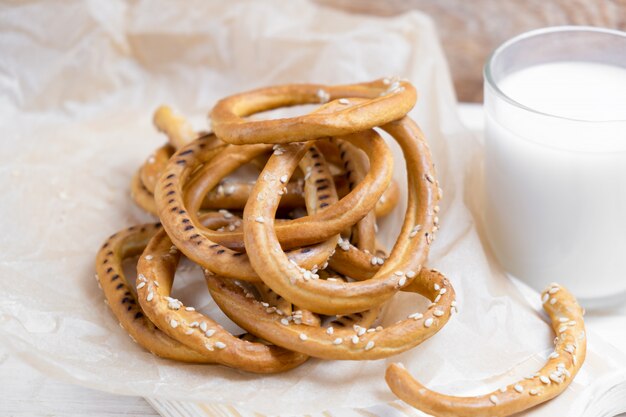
[385,283,586,417]
[210,79,416,144]
[135,223,309,374]
[206,269,454,360]
[243,114,439,315]
[95,222,302,372]
[156,136,338,281]
[174,128,392,252]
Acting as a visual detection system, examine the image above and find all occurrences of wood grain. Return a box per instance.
[317,0,626,102]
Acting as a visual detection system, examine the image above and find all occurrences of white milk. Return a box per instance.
[485,62,626,301]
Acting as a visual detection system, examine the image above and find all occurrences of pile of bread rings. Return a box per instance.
[96,79,586,417]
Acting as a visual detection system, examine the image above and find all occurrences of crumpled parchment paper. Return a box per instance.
[0,1,624,415]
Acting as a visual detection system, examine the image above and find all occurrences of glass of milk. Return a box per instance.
[484,26,626,307]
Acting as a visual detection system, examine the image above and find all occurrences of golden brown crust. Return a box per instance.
[242,112,439,315]
[134,220,309,373]
[207,269,454,360]
[385,284,586,417]
[210,79,417,144]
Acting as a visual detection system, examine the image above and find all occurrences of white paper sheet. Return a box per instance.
[1,1,624,415]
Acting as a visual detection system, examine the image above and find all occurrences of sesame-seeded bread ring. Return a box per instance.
[385,283,586,417]
[135,224,309,374]
[158,127,392,253]
[206,269,454,360]
[95,221,286,366]
[156,138,339,281]
[243,114,439,315]
[210,79,416,145]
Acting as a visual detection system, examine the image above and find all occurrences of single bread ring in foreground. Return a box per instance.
[385,283,586,417]
[210,78,416,144]
[206,269,455,360]
[135,219,309,374]
[95,221,304,372]
[243,114,439,315]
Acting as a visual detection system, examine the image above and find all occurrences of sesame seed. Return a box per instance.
[514,384,524,393]
[439,288,447,295]
[433,309,444,317]
[326,326,334,335]
[409,312,423,320]
[542,293,550,303]
[218,209,233,219]
[338,98,350,105]
[190,322,199,328]
[370,257,378,265]
[394,271,404,276]
[558,325,568,333]
[365,341,375,351]
[559,317,569,323]
[205,343,214,351]
[352,335,359,344]
[549,287,560,294]
[434,294,442,303]
[299,333,308,341]
[170,319,178,328]
[424,318,434,328]
[280,318,289,326]
[489,395,498,405]
[406,271,416,278]
[529,389,539,395]
[549,373,561,383]
[333,338,343,345]
[215,341,226,349]
[137,282,146,289]
[200,322,208,332]
[137,274,147,282]
[549,352,560,359]
[434,284,440,291]
[205,329,216,337]
[280,175,288,184]
[550,298,557,305]
[145,255,153,261]
[255,216,265,223]
[540,375,550,384]
[425,173,435,183]
[357,327,366,337]
[397,276,407,287]
[184,329,194,335]
[146,291,154,302]
[185,306,195,311]
[376,257,384,265]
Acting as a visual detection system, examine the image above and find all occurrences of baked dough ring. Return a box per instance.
[385,283,586,417]
[210,78,416,144]
[206,269,454,360]
[243,114,439,315]
[156,136,338,281]
[175,128,392,252]
[95,221,304,373]
[135,222,309,374]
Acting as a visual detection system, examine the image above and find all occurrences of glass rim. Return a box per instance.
[484,25,626,124]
